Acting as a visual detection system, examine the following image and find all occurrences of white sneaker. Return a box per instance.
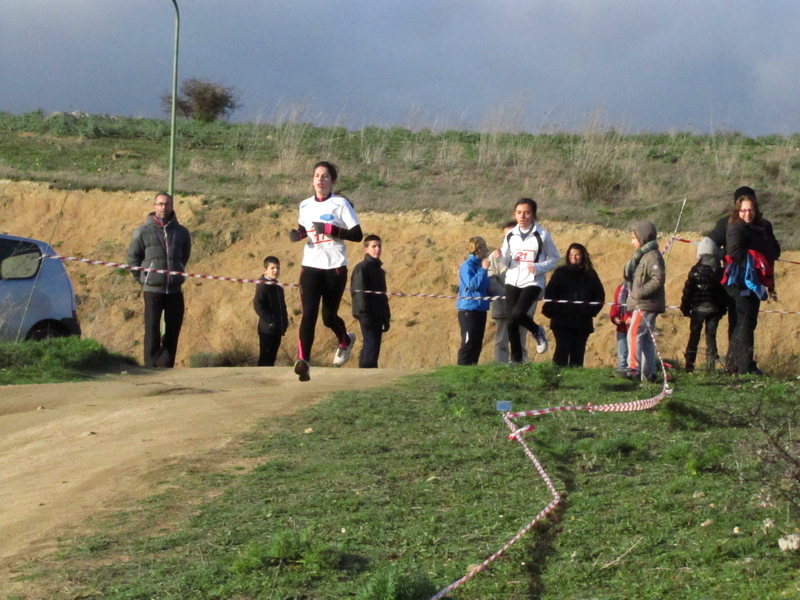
[532,324,548,354]
[333,333,356,366]
[294,359,310,382]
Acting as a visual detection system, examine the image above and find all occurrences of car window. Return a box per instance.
[0,239,42,280]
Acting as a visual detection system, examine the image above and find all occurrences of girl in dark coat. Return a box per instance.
[542,243,605,367]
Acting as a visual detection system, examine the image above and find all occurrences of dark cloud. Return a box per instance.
[2,0,800,134]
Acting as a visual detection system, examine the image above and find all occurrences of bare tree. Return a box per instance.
[161,78,241,123]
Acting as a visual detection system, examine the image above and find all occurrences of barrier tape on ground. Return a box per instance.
[429,324,672,600]
[45,254,800,314]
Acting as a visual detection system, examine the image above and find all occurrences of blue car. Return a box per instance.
[0,234,81,341]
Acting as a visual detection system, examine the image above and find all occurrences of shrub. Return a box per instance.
[213,339,256,367]
[189,352,216,368]
[162,78,241,123]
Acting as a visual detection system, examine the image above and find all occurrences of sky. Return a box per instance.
[2,1,800,136]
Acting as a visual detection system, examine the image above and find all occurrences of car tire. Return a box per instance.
[26,323,70,341]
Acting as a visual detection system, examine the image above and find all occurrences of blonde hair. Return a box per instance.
[467,236,487,256]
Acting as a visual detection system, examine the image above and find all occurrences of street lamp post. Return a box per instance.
[168,0,180,197]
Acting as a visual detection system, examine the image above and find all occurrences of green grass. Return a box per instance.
[13,364,800,599]
[2,110,800,248]
[0,337,137,385]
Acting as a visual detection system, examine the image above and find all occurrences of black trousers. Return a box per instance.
[685,307,722,369]
[143,291,184,368]
[505,285,542,363]
[725,287,760,374]
[457,310,487,366]
[257,333,282,367]
[725,292,738,341]
[357,316,383,368]
[298,266,348,362]
[552,328,590,367]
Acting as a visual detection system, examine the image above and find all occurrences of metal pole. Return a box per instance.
[168,0,180,196]
[665,197,687,269]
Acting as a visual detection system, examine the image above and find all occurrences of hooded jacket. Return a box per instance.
[680,255,728,317]
[456,254,490,311]
[127,212,192,294]
[626,220,666,314]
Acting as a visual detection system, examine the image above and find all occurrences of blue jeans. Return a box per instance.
[615,330,628,371]
[627,310,658,379]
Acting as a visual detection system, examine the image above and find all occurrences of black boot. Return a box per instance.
[684,351,696,373]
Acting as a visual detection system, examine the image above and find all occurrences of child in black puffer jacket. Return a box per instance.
[680,237,728,372]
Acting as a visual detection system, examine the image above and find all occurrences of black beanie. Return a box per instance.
[734,186,756,202]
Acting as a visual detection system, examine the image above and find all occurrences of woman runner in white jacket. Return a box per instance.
[288,162,363,381]
[493,198,560,364]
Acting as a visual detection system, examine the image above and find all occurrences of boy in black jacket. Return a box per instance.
[253,256,289,366]
[680,238,728,372]
[351,235,391,368]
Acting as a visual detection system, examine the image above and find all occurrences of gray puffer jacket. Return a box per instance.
[127,213,192,293]
[627,220,666,314]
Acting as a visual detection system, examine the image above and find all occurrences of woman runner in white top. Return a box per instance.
[288,162,363,381]
[493,198,560,363]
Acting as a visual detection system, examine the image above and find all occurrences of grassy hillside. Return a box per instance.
[1,110,798,249]
[11,365,800,599]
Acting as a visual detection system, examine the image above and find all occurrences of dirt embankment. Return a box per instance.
[2,180,798,369]
[1,180,799,595]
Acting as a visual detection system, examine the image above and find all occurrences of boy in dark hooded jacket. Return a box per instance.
[253,256,289,366]
[680,237,728,372]
[624,220,666,383]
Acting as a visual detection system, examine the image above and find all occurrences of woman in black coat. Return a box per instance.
[542,243,606,367]
[724,192,780,375]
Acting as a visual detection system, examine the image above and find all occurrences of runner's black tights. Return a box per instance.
[298,266,348,361]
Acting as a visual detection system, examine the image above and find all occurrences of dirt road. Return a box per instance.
[0,367,408,571]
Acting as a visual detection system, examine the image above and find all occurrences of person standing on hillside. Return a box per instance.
[456,236,491,365]
[724,193,780,375]
[609,281,631,376]
[542,243,605,367]
[127,192,192,368]
[351,235,391,369]
[253,256,289,367]
[492,198,560,364]
[288,161,363,381]
[679,237,727,373]
[624,220,665,383]
[707,186,777,341]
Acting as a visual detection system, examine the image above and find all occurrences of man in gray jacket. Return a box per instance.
[127,193,192,367]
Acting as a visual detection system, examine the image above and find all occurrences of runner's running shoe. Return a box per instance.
[333,333,356,366]
[294,359,310,382]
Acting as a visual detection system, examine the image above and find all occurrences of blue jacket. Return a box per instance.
[456,254,490,311]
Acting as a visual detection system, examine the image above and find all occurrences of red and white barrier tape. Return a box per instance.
[45,253,800,314]
[669,236,800,266]
[430,322,672,600]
